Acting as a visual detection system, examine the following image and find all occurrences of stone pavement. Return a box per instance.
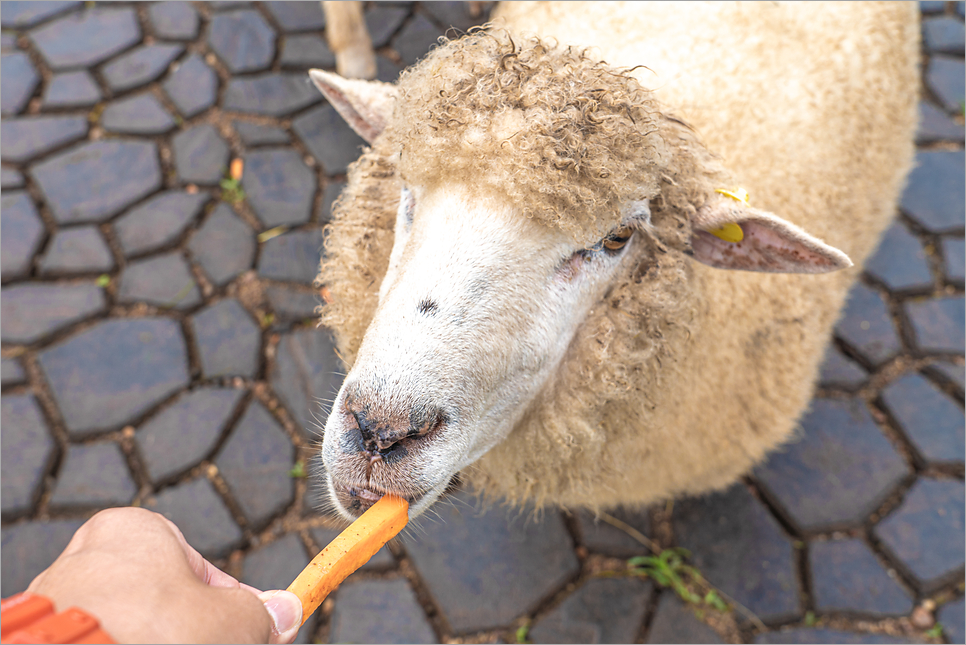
[0,2,963,643]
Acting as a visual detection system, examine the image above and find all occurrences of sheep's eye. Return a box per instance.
[602,226,633,252]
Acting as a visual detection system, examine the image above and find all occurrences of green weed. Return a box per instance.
[220,176,245,204]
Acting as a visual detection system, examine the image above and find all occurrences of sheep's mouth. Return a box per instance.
[331,480,425,517]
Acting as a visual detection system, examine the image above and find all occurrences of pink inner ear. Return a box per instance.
[691,222,847,274]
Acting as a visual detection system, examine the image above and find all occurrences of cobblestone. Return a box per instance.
[243,148,316,227]
[942,237,965,284]
[1,52,40,116]
[329,579,438,644]
[293,104,367,175]
[904,296,965,354]
[923,17,966,54]
[114,190,209,257]
[150,476,243,559]
[101,43,184,93]
[270,327,343,439]
[234,121,290,146]
[49,442,136,510]
[240,533,317,644]
[0,191,45,279]
[834,283,903,367]
[265,285,320,326]
[645,592,724,644]
[0,167,24,189]
[916,101,965,145]
[173,124,230,185]
[818,345,868,390]
[263,1,326,33]
[395,14,445,67]
[279,34,336,70]
[755,628,914,644]
[809,538,914,616]
[147,1,200,41]
[1,395,54,517]
[163,53,218,119]
[29,7,140,70]
[42,70,102,109]
[0,2,80,29]
[208,9,276,74]
[1,359,26,387]
[223,73,321,117]
[530,577,652,644]
[190,299,261,379]
[0,116,88,164]
[37,226,115,276]
[187,203,256,286]
[574,507,651,557]
[938,597,964,645]
[864,222,933,292]
[101,93,177,136]
[881,373,964,467]
[925,56,965,114]
[1,520,85,597]
[117,252,202,310]
[1,282,107,345]
[257,228,324,284]
[901,151,965,234]
[366,6,410,48]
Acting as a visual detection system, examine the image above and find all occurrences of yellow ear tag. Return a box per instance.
[714,187,750,203]
[707,222,744,243]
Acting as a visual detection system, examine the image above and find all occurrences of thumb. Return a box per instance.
[257,590,304,644]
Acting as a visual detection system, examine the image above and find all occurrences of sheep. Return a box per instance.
[308,1,920,520]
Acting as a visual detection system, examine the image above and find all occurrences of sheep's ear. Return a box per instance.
[308,68,396,144]
[690,195,852,273]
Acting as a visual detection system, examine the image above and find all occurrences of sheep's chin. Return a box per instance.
[325,471,452,521]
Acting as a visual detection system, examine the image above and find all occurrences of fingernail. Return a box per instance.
[259,590,303,638]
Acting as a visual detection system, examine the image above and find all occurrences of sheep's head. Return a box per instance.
[309,32,851,520]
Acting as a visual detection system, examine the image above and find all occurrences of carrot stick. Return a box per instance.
[287,494,409,625]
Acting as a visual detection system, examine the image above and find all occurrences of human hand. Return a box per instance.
[27,507,302,643]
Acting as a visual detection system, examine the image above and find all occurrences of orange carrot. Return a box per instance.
[230,158,243,181]
[287,495,409,625]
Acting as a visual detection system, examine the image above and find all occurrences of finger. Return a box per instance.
[257,590,303,644]
[158,514,246,589]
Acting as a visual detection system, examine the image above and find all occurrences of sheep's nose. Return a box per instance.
[342,392,445,459]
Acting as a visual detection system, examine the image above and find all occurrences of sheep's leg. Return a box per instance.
[323,1,377,80]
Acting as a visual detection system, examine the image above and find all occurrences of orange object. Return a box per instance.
[230,158,244,181]
[287,495,409,626]
[1,593,115,644]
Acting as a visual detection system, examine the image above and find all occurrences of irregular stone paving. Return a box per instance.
[0,3,961,644]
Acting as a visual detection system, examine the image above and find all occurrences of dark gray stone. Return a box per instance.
[208,9,275,74]
[925,360,965,392]
[210,1,251,10]
[0,32,14,51]
[834,283,901,367]
[818,345,867,390]
[244,148,316,227]
[1,53,39,116]
[645,592,724,644]
[923,17,965,54]
[1,282,106,345]
[916,101,965,145]
[320,180,345,223]
[266,285,320,324]
[308,525,395,571]
[905,296,965,354]
[809,538,913,616]
[49,442,136,509]
[215,400,295,529]
[235,121,290,146]
[30,140,162,225]
[187,203,256,286]
[114,190,208,257]
[101,43,184,93]
[882,373,964,466]
[329,579,438,644]
[101,93,176,135]
[1,358,25,387]
[421,1,487,33]
[942,237,965,284]
[919,1,946,14]
[394,14,444,66]
[575,507,651,558]
[0,2,80,29]
[150,476,243,558]
[376,54,405,84]
[190,299,261,378]
[279,34,335,69]
[864,222,933,292]
[531,577,652,644]
[257,227,324,284]
[1,167,24,189]
[926,56,966,114]
[938,597,964,645]
[163,53,218,119]
[366,6,409,47]
[902,151,965,234]
[263,1,325,32]
[755,398,909,532]
[873,477,965,591]
[673,484,800,623]
[137,387,243,484]
[148,1,199,41]
[755,628,913,644]
[1,520,85,597]
[0,116,88,164]
[1,395,54,516]
[42,70,102,109]
[38,317,190,436]
[270,327,343,439]
[241,533,316,643]
[173,124,230,185]
[29,7,140,70]
[403,489,579,633]
[292,104,367,175]
[223,73,322,117]
[37,226,115,275]
[117,252,202,309]
[1,191,44,279]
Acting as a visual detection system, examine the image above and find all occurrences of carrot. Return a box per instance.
[287,495,409,625]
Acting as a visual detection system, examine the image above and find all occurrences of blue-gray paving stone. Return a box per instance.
[926,56,966,114]
[959,1,965,19]
[117,252,202,310]
[148,1,199,41]
[187,203,256,286]
[1,2,80,29]
[0,32,14,51]
[673,484,800,623]
[882,373,964,466]
[266,285,320,324]
[1,520,85,597]
[114,190,208,257]
[223,73,322,117]
[1,358,25,387]
[873,477,965,591]
[809,538,913,616]
[422,1,488,33]
[49,442,136,509]
[293,104,367,176]
[173,124,230,185]
[646,593,723,644]
[864,222,933,292]
[101,43,183,93]
[902,151,965,234]
[258,228,324,284]
[29,7,140,70]
[531,576,652,644]
[320,180,345,223]
[38,317,190,436]
[208,9,276,74]
[37,226,114,275]
[926,360,965,392]
[263,1,325,32]
[755,398,909,532]
[0,116,88,164]
[190,299,261,379]
[279,34,336,69]
[101,93,176,135]
[1,283,106,345]
[394,13,444,66]
[919,1,946,14]
[309,525,395,571]
[923,17,965,54]
[1,191,44,278]
[137,387,243,484]
[575,507,651,558]
[403,488,579,633]
[241,533,316,643]
[271,327,342,439]
[905,296,965,354]
[330,579,438,644]
[938,597,964,645]
[1,53,39,116]
[1,395,54,516]
[234,121,290,146]
[376,54,405,84]
[244,148,316,227]
[366,6,410,48]
[942,237,965,284]
[151,476,243,558]
[834,283,901,367]
[916,101,965,145]
[163,53,218,119]
[1,167,24,189]
[210,1,252,10]
[818,345,867,390]
[215,400,295,529]
[31,140,162,225]
[42,70,101,109]
[755,628,914,644]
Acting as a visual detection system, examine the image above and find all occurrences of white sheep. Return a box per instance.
[308,1,920,519]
